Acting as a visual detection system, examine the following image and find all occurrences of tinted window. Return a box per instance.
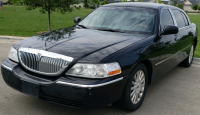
[181,12,189,26]
[79,7,157,34]
[172,10,186,28]
[160,9,174,30]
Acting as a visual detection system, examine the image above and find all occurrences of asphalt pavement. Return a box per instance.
[0,42,200,115]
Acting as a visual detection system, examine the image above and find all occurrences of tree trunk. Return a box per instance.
[48,8,51,31]
[17,6,18,11]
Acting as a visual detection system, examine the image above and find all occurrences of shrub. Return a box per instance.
[197,5,200,12]
[192,3,198,11]
[84,0,89,8]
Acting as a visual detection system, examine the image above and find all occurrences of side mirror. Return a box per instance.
[74,17,81,24]
[160,25,178,36]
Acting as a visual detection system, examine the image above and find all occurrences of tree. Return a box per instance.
[172,0,177,6]
[84,0,89,8]
[197,5,200,12]
[192,3,198,11]
[104,0,108,4]
[10,0,23,11]
[24,0,80,32]
[138,0,141,2]
[91,0,99,9]
[158,0,162,4]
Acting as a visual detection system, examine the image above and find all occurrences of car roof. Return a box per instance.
[102,2,166,9]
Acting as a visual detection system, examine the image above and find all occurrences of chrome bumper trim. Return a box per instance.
[1,64,12,71]
[56,77,123,88]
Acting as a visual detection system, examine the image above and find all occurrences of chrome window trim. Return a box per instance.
[1,64,12,71]
[159,8,177,36]
[56,77,123,88]
[18,47,73,76]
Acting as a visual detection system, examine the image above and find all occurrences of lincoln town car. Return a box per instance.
[1,3,198,111]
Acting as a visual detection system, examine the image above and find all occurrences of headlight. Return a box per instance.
[8,46,19,63]
[66,62,121,78]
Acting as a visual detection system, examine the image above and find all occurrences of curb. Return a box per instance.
[193,58,200,65]
[0,36,27,40]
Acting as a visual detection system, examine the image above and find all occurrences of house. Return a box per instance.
[2,0,8,3]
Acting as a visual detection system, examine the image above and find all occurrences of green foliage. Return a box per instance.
[104,0,109,4]
[25,0,80,14]
[197,5,200,11]
[138,0,141,2]
[100,0,108,5]
[91,0,99,9]
[84,0,89,8]
[192,3,198,11]
[9,0,24,11]
[92,0,99,4]
[131,0,134,2]
[177,3,183,9]
[0,6,93,37]
[158,0,162,4]
[24,0,81,31]
[172,0,177,6]
[171,0,184,10]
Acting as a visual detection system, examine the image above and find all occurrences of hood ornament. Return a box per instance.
[43,41,47,50]
[36,53,42,61]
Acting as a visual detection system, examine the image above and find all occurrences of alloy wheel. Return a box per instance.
[189,45,194,64]
[130,70,145,104]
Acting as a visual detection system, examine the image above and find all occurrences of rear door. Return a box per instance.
[171,9,194,61]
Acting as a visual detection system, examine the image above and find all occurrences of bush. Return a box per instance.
[158,0,162,4]
[100,0,108,5]
[84,0,89,8]
[3,2,8,5]
[197,5,200,11]
[192,3,198,11]
[177,3,183,9]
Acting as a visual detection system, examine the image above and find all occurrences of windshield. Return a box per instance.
[79,7,157,34]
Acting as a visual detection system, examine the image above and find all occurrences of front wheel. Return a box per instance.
[180,44,194,67]
[117,63,148,111]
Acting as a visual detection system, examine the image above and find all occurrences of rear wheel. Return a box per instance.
[180,44,194,67]
[117,63,148,111]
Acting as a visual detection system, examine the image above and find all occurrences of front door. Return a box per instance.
[156,8,180,78]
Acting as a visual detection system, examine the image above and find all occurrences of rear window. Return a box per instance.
[172,10,186,28]
[181,12,189,26]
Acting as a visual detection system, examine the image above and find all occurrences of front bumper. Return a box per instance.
[1,58,128,109]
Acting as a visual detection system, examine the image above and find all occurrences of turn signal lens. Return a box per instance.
[109,69,121,76]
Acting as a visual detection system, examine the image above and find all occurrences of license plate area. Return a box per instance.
[21,79,40,98]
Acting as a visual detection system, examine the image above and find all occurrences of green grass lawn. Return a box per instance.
[0,6,93,36]
[188,14,200,57]
[0,6,200,57]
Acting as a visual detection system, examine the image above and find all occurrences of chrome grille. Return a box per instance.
[18,47,73,76]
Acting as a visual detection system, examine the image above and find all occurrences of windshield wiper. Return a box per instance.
[97,28,125,33]
[78,25,87,29]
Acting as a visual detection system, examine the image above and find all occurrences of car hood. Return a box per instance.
[15,27,149,62]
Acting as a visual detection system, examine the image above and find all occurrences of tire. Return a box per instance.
[180,44,194,67]
[116,63,148,111]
